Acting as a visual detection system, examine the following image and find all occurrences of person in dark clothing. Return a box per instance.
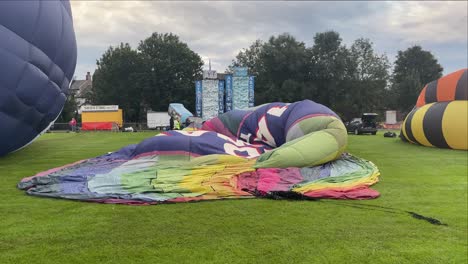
[169,116,174,130]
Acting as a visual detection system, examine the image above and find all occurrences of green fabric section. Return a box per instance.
[120,155,198,197]
[255,116,347,168]
[297,116,333,133]
[121,167,158,194]
[297,116,347,149]
[255,131,339,168]
[150,167,195,196]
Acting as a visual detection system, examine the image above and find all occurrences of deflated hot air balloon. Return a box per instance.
[18,100,380,204]
[401,69,467,150]
[0,1,77,155]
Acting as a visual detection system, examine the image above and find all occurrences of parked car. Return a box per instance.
[345,113,378,135]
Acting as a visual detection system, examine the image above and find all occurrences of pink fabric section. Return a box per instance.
[236,171,259,192]
[202,118,236,139]
[256,168,281,193]
[303,186,380,200]
[256,168,303,192]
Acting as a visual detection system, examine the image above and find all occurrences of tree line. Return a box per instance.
[73,31,443,122]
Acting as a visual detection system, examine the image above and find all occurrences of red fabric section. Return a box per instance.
[202,118,237,138]
[82,122,114,130]
[236,171,259,193]
[416,85,427,107]
[437,69,465,102]
[303,186,380,200]
[256,168,303,192]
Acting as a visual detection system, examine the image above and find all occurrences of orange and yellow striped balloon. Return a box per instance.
[402,69,467,150]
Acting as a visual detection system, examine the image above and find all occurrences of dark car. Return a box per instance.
[345,113,378,135]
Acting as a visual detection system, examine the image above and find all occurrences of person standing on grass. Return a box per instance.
[173,115,181,130]
[169,115,174,130]
[69,117,77,132]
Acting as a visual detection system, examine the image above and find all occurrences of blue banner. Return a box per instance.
[233,67,248,77]
[195,80,202,117]
[248,76,255,107]
[218,80,225,114]
[225,75,233,112]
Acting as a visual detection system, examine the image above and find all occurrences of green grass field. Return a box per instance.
[0,131,466,263]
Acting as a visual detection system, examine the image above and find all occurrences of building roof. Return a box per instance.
[69,79,92,97]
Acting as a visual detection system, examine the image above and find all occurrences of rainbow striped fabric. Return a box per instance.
[18,100,380,204]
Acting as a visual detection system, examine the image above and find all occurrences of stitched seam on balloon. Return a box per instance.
[49,3,65,83]
[0,4,69,93]
[0,26,66,91]
[236,111,254,138]
[60,0,73,18]
[0,83,61,130]
[0,51,63,114]
[0,72,61,129]
[0,89,43,126]
[284,101,299,136]
[285,114,336,137]
[30,1,42,52]
[0,26,66,97]
[0,44,29,92]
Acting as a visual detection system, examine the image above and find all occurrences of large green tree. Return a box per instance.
[138,33,203,113]
[229,39,264,76]
[341,38,390,120]
[89,33,203,122]
[308,31,351,109]
[230,33,309,104]
[91,43,144,122]
[391,45,443,113]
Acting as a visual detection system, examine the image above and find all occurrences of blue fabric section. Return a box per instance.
[130,131,270,158]
[0,0,77,155]
[235,100,338,147]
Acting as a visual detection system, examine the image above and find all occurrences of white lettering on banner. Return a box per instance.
[81,105,119,112]
[239,133,252,142]
[173,131,208,137]
[255,116,276,147]
[267,106,288,117]
[223,143,262,158]
[216,133,247,146]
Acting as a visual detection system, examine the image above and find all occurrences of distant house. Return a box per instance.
[69,72,92,113]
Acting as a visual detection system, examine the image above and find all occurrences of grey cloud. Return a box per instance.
[70,1,467,79]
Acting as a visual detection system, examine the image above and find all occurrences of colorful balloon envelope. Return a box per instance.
[19,100,381,204]
[402,69,467,150]
[0,1,77,155]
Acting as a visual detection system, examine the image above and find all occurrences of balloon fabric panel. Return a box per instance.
[0,1,77,155]
[19,100,380,204]
[402,69,468,150]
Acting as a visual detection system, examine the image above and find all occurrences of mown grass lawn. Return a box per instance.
[0,131,466,263]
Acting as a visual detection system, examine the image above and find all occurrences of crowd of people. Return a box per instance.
[68,114,191,132]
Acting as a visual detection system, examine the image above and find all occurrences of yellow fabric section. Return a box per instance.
[401,114,412,143]
[81,109,123,127]
[442,101,468,150]
[152,155,256,198]
[292,161,380,194]
[410,104,433,147]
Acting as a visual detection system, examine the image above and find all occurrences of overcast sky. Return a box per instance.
[70,1,467,80]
